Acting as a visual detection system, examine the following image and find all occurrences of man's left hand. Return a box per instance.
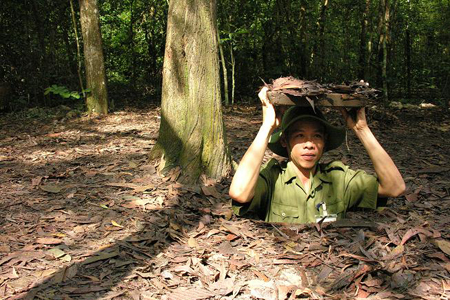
[339,107,368,132]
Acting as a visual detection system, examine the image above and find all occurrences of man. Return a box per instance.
[229,87,405,224]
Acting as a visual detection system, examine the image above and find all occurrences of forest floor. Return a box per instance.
[0,103,450,300]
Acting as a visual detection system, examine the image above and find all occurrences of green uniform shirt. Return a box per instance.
[232,159,379,224]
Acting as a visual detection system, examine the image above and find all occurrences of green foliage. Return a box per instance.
[44,85,90,100]
[1,0,449,108]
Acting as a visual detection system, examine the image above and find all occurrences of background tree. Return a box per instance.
[1,0,449,109]
[79,0,108,114]
[150,0,231,183]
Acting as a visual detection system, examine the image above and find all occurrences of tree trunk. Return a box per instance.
[129,0,136,91]
[150,0,231,184]
[218,33,229,106]
[298,1,308,77]
[312,0,329,80]
[358,0,370,80]
[70,0,85,98]
[376,0,389,100]
[381,0,390,100]
[405,0,411,98]
[30,0,49,98]
[230,46,235,105]
[79,0,108,114]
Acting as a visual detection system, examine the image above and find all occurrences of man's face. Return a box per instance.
[282,119,326,173]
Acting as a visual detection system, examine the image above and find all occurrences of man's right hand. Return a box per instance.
[258,87,281,132]
[229,87,282,203]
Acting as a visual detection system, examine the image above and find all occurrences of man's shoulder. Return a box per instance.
[261,158,285,171]
[260,158,288,181]
[320,160,349,173]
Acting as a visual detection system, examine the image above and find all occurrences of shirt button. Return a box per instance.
[281,212,286,217]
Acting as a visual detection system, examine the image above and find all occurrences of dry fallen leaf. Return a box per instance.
[383,244,405,260]
[39,184,62,193]
[201,185,221,198]
[401,228,420,245]
[167,288,214,300]
[432,239,450,256]
[81,250,119,265]
[48,247,66,258]
[36,237,63,245]
[188,236,199,248]
[111,220,124,228]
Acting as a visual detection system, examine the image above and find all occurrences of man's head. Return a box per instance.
[268,106,345,162]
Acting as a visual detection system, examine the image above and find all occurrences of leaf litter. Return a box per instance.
[0,105,449,299]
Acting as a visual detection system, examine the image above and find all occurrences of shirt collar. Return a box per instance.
[282,160,331,186]
[283,161,298,184]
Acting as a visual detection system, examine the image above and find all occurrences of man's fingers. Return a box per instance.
[258,86,269,105]
[357,107,366,118]
[339,107,349,119]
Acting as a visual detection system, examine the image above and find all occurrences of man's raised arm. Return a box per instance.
[229,87,280,203]
[340,108,406,198]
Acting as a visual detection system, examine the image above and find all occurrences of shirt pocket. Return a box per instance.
[270,202,299,223]
[323,193,346,216]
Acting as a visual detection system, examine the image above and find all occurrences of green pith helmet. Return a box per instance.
[268,106,346,157]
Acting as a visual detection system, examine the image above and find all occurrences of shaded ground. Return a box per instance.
[0,104,449,300]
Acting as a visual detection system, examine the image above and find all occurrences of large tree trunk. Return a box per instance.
[79,0,108,114]
[150,0,231,184]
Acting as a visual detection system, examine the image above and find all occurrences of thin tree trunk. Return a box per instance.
[381,0,390,100]
[30,0,46,69]
[230,46,235,105]
[376,0,385,93]
[405,0,411,98]
[30,0,48,98]
[358,0,371,80]
[143,7,158,90]
[150,0,230,183]
[130,0,136,90]
[79,0,108,114]
[70,0,85,98]
[218,33,229,106]
[312,0,329,79]
[299,1,308,77]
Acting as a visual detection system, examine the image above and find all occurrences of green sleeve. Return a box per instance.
[232,158,278,220]
[344,168,379,210]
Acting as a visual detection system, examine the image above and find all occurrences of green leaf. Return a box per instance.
[70,92,80,99]
[48,247,66,259]
[235,29,249,35]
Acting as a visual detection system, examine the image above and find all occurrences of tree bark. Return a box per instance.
[405,0,411,98]
[312,0,329,80]
[218,33,229,106]
[70,0,85,98]
[230,45,235,105]
[377,0,389,100]
[129,0,136,91]
[298,1,308,77]
[79,0,108,114]
[150,0,231,183]
[358,0,370,80]
[381,0,390,100]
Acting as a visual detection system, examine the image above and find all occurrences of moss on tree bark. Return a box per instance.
[150,0,231,183]
[80,0,108,114]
